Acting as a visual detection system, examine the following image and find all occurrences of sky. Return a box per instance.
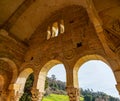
[47,60,120,98]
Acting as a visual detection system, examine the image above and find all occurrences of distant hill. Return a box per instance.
[45,75,66,95]
[19,73,120,101]
[45,75,120,101]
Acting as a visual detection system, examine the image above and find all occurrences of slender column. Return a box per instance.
[66,66,80,101]
[31,88,44,101]
[8,89,16,101]
[15,92,23,101]
[0,90,7,101]
[66,86,80,101]
[7,84,20,101]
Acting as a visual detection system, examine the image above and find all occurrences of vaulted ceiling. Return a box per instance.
[0,0,24,26]
[0,0,120,42]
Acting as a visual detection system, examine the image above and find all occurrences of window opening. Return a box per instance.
[52,22,59,37]
[60,20,65,34]
[47,20,65,40]
[47,26,51,40]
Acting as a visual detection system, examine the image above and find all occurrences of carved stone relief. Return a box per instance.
[112,18,120,34]
[63,49,75,60]
[103,16,120,55]
[66,86,80,101]
[31,88,43,101]
[0,60,12,72]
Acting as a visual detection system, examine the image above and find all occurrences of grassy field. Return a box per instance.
[42,94,84,101]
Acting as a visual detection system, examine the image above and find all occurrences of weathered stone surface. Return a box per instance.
[0,0,120,101]
[66,86,80,101]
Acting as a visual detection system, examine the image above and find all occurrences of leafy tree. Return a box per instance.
[51,74,56,81]
[44,75,120,101]
[19,73,34,101]
[80,89,120,101]
[45,77,48,90]
[44,75,66,95]
[84,95,92,101]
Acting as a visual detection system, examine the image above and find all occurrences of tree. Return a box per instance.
[45,77,48,90]
[20,73,34,101]
[51,74,56,81]
[84,95,92,101]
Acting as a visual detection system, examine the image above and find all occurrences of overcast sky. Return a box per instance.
[47,60,120,98]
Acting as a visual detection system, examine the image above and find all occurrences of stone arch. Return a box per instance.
[16,68,33,94]
[0,58,18,84]
[37,59,66,93]
[0,75,4,92]
[0,70,9,91]
[73,54,110,88]
[0,71,9,101]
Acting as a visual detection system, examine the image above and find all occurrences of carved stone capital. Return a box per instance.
[63,49,75,60]
[31,88,44,101]
[15,92,23,101]
[66,86,80,101]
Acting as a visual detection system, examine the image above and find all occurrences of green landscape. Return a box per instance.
[42,94,84,101]
[42,94,69,101]
[20,73,120,101]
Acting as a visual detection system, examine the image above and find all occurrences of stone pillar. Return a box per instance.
[8,89,16,101]
[31,88,44,101]
[0,90,7,101]
[66,86,80,101]
[15,92,23,101]
[7,84,20,101]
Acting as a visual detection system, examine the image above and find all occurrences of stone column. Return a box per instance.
[31,88,44,101]
[15,91,23,101]
[7,84,20,101]
[66,86,80,101]
[8,89,16,101]
[0,90,7,101]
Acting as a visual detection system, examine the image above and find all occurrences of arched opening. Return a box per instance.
[47,20,65,40]
[16,68,33,94]
[60,20,65,34]
[74,54,119,100]
[47,26,51,40]
[78,60,119,99]
[73,54,108,88]
[45,64,66,95]
[52,22,59,37]
[37,60,66,100]
[19,73,34,101]
[0,58,18,84]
